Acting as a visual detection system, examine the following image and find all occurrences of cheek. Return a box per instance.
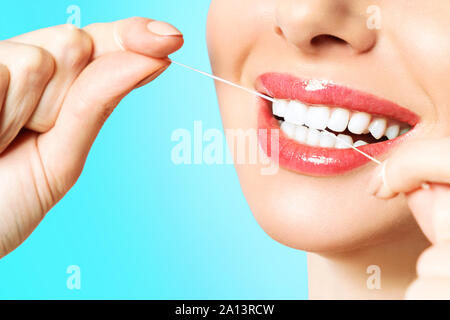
[385,1,450,129]
[400,24,450,100]
[207,0,275,78]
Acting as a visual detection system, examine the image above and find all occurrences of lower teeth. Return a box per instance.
[279,120,408,149]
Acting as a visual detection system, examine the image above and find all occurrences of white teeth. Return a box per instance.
[306,128,321,146]
[306,106,330,130]
[276,99,411,147]
[368,118,387,139]
[280,121,296,137]
[335,134,353,149]
[294,125,308,143]
[385,124,400,139]
[348,112,371,135]
[285,101,308,126]
[273,100,289,117]
[327,108,350,132]
[354,140,368,147]
[319,131,336,148]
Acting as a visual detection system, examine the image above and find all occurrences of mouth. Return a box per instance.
[256,73,420,176]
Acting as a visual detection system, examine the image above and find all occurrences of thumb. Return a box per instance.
[407,184,450,243]
[38,51,170,194]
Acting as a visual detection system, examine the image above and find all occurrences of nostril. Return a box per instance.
[310,34,348,47]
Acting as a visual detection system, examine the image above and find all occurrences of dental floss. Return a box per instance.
[170,59,382,166]
[326,131,382,165]
[170,60,275,103]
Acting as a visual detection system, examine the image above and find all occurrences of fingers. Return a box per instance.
[406,277,450,300]
[417,244,450,278]
[405,243,450,300]
[407,184,450,243]
[0,41,55,153]
[0,17,183,196]
[37,52,169,194]
[11,24,93,132]
[0,64,9,114]
[8,18,183,132]
[368,138,450,246]
[368,137,450,199]
[83,17,183,59]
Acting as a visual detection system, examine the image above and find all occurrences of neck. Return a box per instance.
[307,227,430,300]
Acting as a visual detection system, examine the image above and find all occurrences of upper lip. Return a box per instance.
[255,72,420,126]
[255,72,420,176]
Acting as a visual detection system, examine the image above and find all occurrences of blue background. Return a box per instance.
[0,0,307,299]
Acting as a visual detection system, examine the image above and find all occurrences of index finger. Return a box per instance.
[83,17,184,60]
[369,137,450,199]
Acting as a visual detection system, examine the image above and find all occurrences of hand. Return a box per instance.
[0,18,183,258]
[369,137,450,299]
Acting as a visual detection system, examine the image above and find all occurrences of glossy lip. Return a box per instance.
[256,73,420,176]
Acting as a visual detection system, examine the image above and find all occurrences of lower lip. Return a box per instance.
[257,99,407,176]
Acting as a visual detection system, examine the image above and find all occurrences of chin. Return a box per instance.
[232,150,417,253]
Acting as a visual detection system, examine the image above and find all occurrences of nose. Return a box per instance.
[275,0,377,55]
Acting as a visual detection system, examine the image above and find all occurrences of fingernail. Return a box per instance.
[136,65,169,88]
[368,161,397,199]
[147,21,182,37]
[421,182,431,190]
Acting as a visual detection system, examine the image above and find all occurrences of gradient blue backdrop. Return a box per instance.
[0,0,308,299]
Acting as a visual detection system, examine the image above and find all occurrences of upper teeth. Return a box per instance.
[284,100,308,126]
[273,100,290,118]
[273,99,410,148]
[385,124,400,140]
[368,118,387,140]
[328,108,350,132]
[347,112,371,135]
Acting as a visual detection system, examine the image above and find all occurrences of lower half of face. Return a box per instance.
[207,0,450,253]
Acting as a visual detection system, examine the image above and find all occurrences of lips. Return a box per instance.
[256,73,420,176]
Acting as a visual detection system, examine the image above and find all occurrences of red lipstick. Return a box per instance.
[256,73,419,176]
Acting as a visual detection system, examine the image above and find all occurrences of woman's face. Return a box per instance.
[206,0,450,252]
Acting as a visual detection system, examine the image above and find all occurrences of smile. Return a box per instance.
[256,73,420,176]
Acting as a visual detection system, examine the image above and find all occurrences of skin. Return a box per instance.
[0,1,448,299]
[207,0,450,299]
[0,18,184,256]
